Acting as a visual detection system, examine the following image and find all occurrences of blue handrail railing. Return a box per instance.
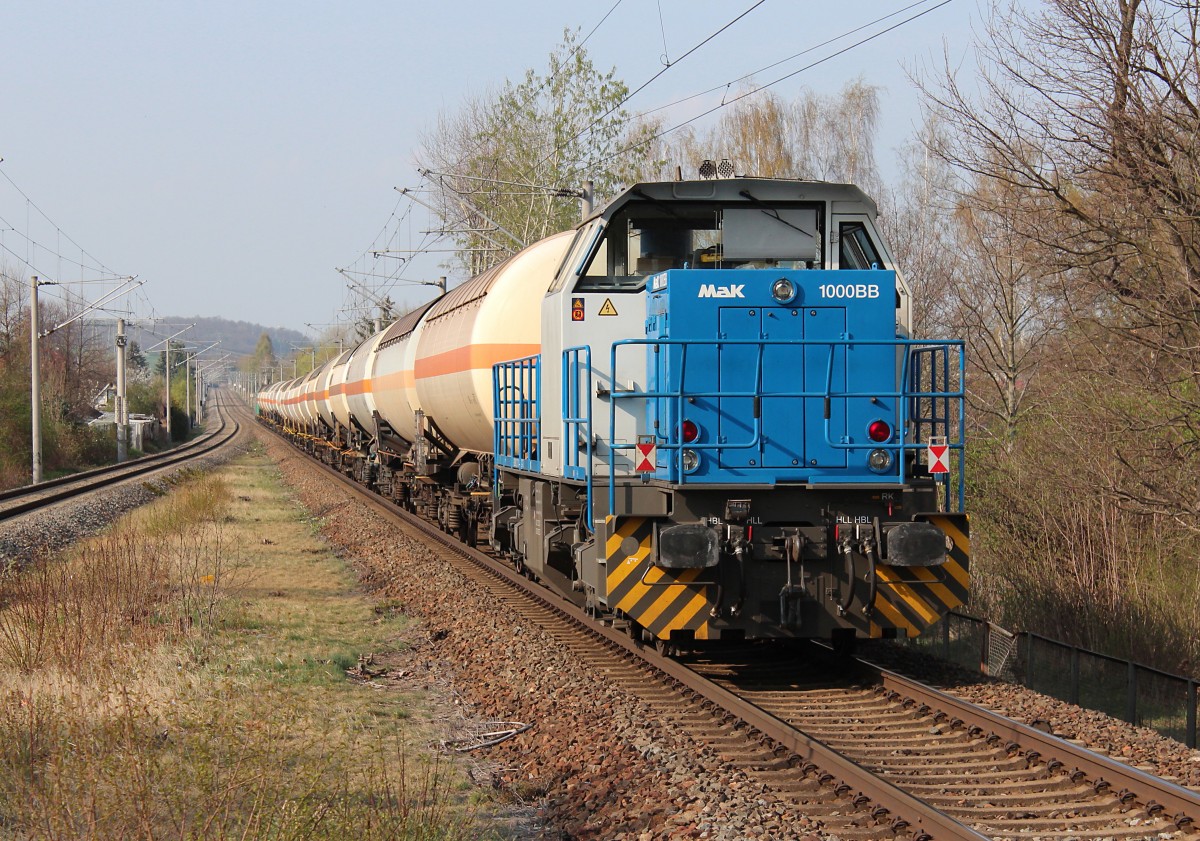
[562,345,593,532]
[492,355,541,475]
[594,337,965,515]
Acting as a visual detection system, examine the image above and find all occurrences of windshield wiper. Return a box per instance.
[738,189,813,237]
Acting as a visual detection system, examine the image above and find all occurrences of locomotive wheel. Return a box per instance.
[627,619,645,645]
[831,628,858,658]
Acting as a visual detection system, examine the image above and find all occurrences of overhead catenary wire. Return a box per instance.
[636,0,946,120]
[396,2,638,275]
[592,0,955,169]
[559,0,626,77]
[0,165,125,280]
[388,2,949,290]
[528,0,769,179]
[1,160,151,334]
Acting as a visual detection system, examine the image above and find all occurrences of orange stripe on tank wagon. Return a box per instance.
[372,370,415,391]
[415,344,540,379]
[342,378,374,396]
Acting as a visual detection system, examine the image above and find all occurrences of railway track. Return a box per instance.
[690,648,1199,839]
[0,390,242,525]
[256,413,1200,840]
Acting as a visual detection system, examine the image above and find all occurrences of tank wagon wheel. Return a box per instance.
[458,517,477,548]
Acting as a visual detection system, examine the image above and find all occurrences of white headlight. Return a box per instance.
[682,449,700,473]
[771,277,796,303]
[868,449,893,473]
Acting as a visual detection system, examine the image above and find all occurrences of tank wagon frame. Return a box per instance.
[260,177,969,651]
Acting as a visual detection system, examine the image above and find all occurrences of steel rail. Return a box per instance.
[865,663,1200,832]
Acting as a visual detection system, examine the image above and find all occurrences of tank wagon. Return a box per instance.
[261,176,969,649]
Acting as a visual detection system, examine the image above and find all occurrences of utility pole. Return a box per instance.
[147,324,193,444]
[164,341,172,440]
[30,275,42,484]
[29,275,142,478]
[581,179,593,222]
[116,318,128,462]
[184,351,192,432]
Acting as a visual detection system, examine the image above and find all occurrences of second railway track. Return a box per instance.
[0,390,243,525]
[255,410,1200,841]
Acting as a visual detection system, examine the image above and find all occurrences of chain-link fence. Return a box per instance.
[906,612,1198,749]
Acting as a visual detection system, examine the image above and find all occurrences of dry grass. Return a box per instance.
[0,448,483,841]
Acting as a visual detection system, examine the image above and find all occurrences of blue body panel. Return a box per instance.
[644,268,900,485]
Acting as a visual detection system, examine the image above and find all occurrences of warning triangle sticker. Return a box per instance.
[598,298,618,316]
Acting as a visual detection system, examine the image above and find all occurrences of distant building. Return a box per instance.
[92,383,116,410]
[88,412,162,451]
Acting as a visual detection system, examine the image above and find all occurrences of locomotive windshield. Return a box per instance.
[573,200,825,292]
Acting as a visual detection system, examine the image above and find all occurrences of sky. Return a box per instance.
[0,0,984,342]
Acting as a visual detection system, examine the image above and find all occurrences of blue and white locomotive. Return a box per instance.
[493,176,968,647]
[263,175,969,649]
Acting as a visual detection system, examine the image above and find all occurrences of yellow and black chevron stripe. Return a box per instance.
[868,514,970,638]
[604,516,713,641]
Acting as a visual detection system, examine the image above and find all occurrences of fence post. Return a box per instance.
[980,622,990,675]
[1070,647,1080,706]
[1126,660,1137,725]
[1028,634,1038,689]
[1188,679,1196,750]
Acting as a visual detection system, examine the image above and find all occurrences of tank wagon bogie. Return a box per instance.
[259,176,970,650]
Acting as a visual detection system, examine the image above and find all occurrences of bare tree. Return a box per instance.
[954,179,1064,448]
[664,79,883,195]
[881,115,967,339]
[920,0,1200,529]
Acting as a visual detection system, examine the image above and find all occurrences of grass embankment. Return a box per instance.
[0,446,479,840]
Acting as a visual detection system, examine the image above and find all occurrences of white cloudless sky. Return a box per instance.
[0,0,982,336]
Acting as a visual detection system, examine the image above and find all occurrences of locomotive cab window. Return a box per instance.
[573,201,824,292]
[839,222,883,270]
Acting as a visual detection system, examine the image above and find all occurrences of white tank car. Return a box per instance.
[369,299,441,444]
[258,382,278,415]
[269,382,284,416]
[328,346,358,430]
[314,357,339,429]
[299,369,321,427]
[407,232,573,454]
[344,329,388,432]
[276,378,297,425]
[287,378,306,427]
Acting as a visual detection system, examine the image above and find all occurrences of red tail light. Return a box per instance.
[681,420,699,443]
[868,420,892,442]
